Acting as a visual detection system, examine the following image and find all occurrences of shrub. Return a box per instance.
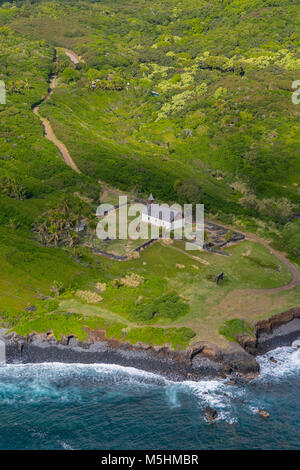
[0,176,31,200]
[61,67,79,83]
[119,273,144,288]
[95,282,107,292]
[133,293,189,321]
[258,197,294,223]
[125,326,195,349]
[219,319,254,343]
[275,222,300,259]
[76,290,103,304]
[174,177,203,205]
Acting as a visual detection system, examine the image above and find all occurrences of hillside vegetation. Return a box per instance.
[0,0,299,346]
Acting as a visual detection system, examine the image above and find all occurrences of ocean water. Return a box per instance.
[0,346,299,450]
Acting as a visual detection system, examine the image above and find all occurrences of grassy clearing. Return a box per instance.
[12,312,126,342]
[9,298,193,348]
[0,231,297,347]
[125,327,195,350]
[0,228,88,314]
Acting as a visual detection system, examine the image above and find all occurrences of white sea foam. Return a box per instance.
[57,440,74,450]
[0,346,299,425]
[0,362,168,384]
[183,379,240,423]
[166,345,300,423]
[256,346,300,381]
[0,362,235,421]
[0,362,169,405]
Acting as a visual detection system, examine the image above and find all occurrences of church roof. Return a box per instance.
[148,193,155,201]
[142,203,182,223]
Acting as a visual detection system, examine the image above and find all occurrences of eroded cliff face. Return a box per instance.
[237,307,300,355]
[188,342,260,379]
[256,307,300,335]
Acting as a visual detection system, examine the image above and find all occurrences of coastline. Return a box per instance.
[2,306,299,381]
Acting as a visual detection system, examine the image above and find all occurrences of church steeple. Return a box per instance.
[148,193,154,204]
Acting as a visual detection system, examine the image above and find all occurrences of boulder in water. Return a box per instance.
[257,409,270,418]
[205,406,217,422]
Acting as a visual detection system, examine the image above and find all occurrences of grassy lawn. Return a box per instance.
[0,222,298,348]
[2,227,280,349]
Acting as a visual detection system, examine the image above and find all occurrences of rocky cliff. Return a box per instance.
[237,307,300,355]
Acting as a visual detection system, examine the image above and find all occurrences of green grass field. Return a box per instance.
[2,231,297,347]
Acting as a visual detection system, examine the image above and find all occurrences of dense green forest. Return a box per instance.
[0,0,299,344]
[1,1,300,213]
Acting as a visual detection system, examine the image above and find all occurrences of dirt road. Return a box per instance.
[32,49,81,174]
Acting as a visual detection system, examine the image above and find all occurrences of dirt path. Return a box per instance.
[64,49,84,65]
[239,234,300,294]
[207,219,300,294]
[32,49,81,174]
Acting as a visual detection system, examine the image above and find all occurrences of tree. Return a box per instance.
[0,176,30,200]
[61,67,79,83]
[277,222,300,258]
[258,197,294,223]
[50,281,64,297]
[33,200,82,247]
[174,177,203,205]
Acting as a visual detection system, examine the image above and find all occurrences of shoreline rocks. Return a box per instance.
[269,356,277,364]
[2,305,299,382]
[205,406,218,422]
[3,330,259,382]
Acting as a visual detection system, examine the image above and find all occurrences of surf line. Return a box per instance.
[32,48,81,174]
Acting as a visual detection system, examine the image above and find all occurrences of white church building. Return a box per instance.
[141,194,185,231]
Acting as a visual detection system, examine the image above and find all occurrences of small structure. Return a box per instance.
[215,272,224,285]
[141,194,184,231]
[75,221,86,233]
